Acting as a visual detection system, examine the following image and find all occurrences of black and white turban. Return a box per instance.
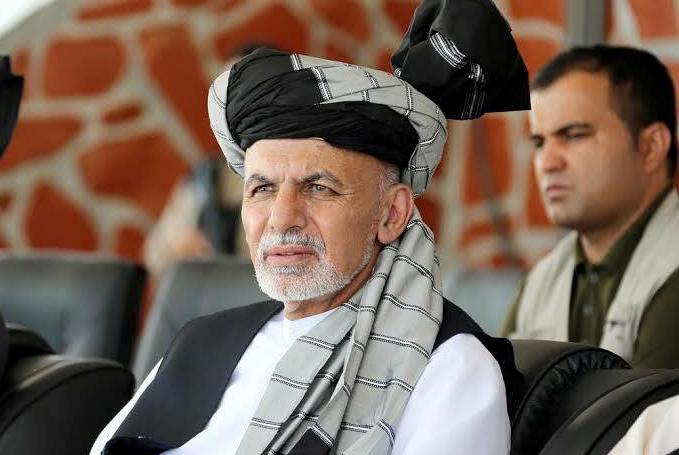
[208,0,529,196]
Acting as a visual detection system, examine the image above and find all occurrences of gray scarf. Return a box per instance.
[236,209,442,454]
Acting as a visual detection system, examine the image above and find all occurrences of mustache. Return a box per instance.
[257,231,326,259]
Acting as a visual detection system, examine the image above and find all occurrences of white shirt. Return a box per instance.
[609,394,679,455]
[91,309,509,455]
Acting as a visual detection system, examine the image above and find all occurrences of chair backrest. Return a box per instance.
[0,354,134,454]
[509,339,629,455]
[0,315,134,455]
[0,252,146,365]
[0,312,7,380]
[132,257,267,381]
[443,267,524,335]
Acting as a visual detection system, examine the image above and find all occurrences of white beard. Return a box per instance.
[254,230,373,302]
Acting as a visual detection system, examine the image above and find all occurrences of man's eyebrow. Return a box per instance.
[551,122,594,136]
[244,174,271,187]
[300,171,345,188]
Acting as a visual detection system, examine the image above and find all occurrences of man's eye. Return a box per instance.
[252,185,272,194]
[564,131,590,141]
[310,184,330,192]
[530,137,544,149]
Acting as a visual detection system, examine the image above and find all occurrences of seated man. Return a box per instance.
[91,1,530,453]
[502,45,679,368]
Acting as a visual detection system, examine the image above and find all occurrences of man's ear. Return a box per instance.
[377,184,414,245]
[638,122,671,174]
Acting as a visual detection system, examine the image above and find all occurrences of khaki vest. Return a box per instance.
[512,190,679,361]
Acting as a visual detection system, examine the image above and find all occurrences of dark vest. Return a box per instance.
[104,299,522,454]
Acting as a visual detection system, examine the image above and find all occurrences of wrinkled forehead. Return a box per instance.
[243,138,388,185]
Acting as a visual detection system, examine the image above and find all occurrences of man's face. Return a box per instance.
[242,138,386,302]
[529,71,645,233]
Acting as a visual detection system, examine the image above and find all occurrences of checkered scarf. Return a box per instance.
[235,209,441,454]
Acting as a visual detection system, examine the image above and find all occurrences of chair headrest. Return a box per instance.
[510,340,629,455]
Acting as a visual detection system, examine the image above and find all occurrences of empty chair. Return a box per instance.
[132,258,267,380]
[0,252,146,365]
[444,267,524,335]
[0,313,134,455]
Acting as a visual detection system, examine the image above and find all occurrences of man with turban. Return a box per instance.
[92,0,530,453]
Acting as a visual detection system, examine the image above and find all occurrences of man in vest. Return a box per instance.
[90,1,530,453]
[502,45,679,368]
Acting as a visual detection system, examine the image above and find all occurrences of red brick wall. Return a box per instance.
[610,0,679,191]
[1,0,569,269]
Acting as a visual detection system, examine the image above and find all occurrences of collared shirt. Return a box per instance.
[502,187,679,368]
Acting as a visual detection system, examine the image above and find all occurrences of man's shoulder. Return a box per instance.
[439,297,524,415]
[434,297,483,348]
[520,231,578,289]
[429,333,502,378]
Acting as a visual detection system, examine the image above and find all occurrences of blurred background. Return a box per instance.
[1,0,678,325]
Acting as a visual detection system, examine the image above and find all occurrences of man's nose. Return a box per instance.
[268,187,307,232]
[535,140,566,174]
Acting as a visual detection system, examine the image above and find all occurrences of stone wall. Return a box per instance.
[0,0,675,270]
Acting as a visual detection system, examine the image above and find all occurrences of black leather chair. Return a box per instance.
[0,316,135,454]
[0,252,146,366]
[0,312,7,379]
[540,368,679,454]
[509,339,679,455]
[509,340,629,454]
[132,258,267,380]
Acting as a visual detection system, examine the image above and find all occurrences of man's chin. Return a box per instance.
[260,285,327,303]
[255,267,349,303]
[545,209,580,230]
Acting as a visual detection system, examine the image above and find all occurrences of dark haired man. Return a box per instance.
[503,45,679,368]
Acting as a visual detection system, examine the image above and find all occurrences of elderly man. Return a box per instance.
[502,45,679,368]
[91,1,530,453]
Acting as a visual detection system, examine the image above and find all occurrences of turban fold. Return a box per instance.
[0,56,23,159]
[208,0,530,196]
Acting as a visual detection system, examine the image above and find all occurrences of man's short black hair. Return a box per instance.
[532,45,677,177]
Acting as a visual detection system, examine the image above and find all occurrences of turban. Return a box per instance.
[0,56,23,159]
[208,0,529,196]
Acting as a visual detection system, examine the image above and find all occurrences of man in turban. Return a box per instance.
[92,0,530,453]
